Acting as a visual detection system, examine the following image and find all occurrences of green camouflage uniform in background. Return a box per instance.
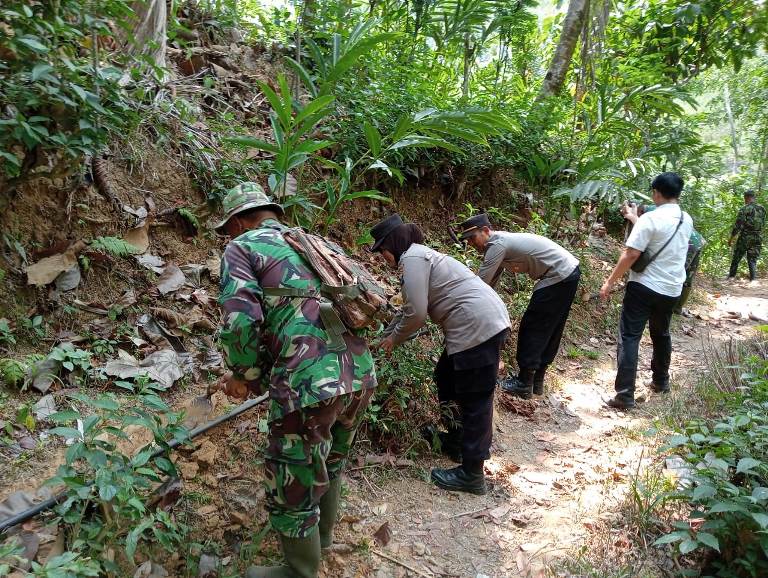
[729,201,766,280]
[218,218,377,538]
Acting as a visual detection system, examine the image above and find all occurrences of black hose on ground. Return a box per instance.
[0,392,269,535]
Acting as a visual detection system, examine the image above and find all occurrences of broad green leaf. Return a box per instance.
[342,190,391,203]
[224,135,279,154]
[654,530,689,546]
[696,532,720,552]
[49,427,82,440]
[752,513,768,528]
[363,122,382,157]
[30,63,53,81]
[692,484,716,501]
[283,56,317,97]
[679,539,699,555]
[49,410,80,423]
[17,36,48,52]
[388,135,461,153]
[736,457,761,474]
[293,95,334,127]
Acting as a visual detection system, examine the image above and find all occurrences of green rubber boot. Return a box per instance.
[318,477,342,549]
[246,530,321,578]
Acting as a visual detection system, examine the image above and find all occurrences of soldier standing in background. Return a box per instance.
[458,214,580,399]
[728,190,766,282]
[215,183,377,578]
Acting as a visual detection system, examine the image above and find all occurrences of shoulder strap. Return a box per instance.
[642,208,685,268]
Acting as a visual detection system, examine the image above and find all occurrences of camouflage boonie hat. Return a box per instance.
[214,182,284,231]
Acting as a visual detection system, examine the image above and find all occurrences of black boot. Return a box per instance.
[533,366,547,396]
[501,368,536,399]
[749,260,757,281]
[430,463,487,495]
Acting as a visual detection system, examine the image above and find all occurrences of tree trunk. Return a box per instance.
[122,0,167,72]
[537,0,588,100]
[757,127,768,192]
[462,33,472,99]
[723,84,740,173]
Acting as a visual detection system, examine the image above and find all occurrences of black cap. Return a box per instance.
[458,213,491,239]
[370,213,404,251]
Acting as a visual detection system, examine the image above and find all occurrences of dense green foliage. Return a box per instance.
[0,0,134,179]
[657,339,768,576]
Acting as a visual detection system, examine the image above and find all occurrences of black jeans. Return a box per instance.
[517,266,581,370]
[434,330,507,465]
[614,282,679,402]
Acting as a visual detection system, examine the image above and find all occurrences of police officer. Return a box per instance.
[458,214,580,399]
[215,183,377,578]
[371,214,510,495]
[728,190,766,282]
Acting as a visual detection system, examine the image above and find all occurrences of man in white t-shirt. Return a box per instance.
[599,172,694,409]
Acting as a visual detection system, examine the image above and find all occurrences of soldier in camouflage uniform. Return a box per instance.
[215,183,377,578]
[728,190,766,281]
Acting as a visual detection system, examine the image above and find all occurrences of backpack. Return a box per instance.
[262,228,387,351]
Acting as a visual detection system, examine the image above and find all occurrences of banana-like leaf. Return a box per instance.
[283,56,318,97]
[324,33,398,85]
[257,79,291,130]
[341,189,392,203]
[224,135,279,154]
[363,121,382,157]
[388,135,462,153]
[293,95,335,127]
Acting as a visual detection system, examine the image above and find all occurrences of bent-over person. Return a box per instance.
[459,214,580,399]
[372,214,510,495]
[215,183,377,578]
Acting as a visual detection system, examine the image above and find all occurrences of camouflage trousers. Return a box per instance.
[263,388,374,538]
[729,235,762,279]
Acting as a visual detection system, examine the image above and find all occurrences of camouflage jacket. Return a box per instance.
[731,202,766,239]
[218,219,377,421]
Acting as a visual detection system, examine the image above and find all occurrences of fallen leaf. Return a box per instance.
[488,503,511,521]
[133,561,169,578]
[33,395,56,420]
[157,263,186,295]
[28,358,61,394]
[205,256,221,280]
[124,223,150,253]
[373,521,392,547]
[136,254,165,273]
[25,241,86,286]
[516,550,530,574]
[54,264,81,292]
[103,349,185,388]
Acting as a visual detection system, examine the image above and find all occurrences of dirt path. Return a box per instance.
[331,278,768,578]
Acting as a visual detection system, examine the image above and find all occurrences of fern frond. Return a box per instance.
[90,236,140,257]
[0,358,26,388]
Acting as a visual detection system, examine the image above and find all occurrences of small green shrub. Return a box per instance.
[656,353,768,577]
[0,319,16,347]
[365,326,441,453]
[0,357,26,387]
[47,379,190,573]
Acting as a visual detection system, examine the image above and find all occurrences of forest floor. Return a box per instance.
[317,276,767,578]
